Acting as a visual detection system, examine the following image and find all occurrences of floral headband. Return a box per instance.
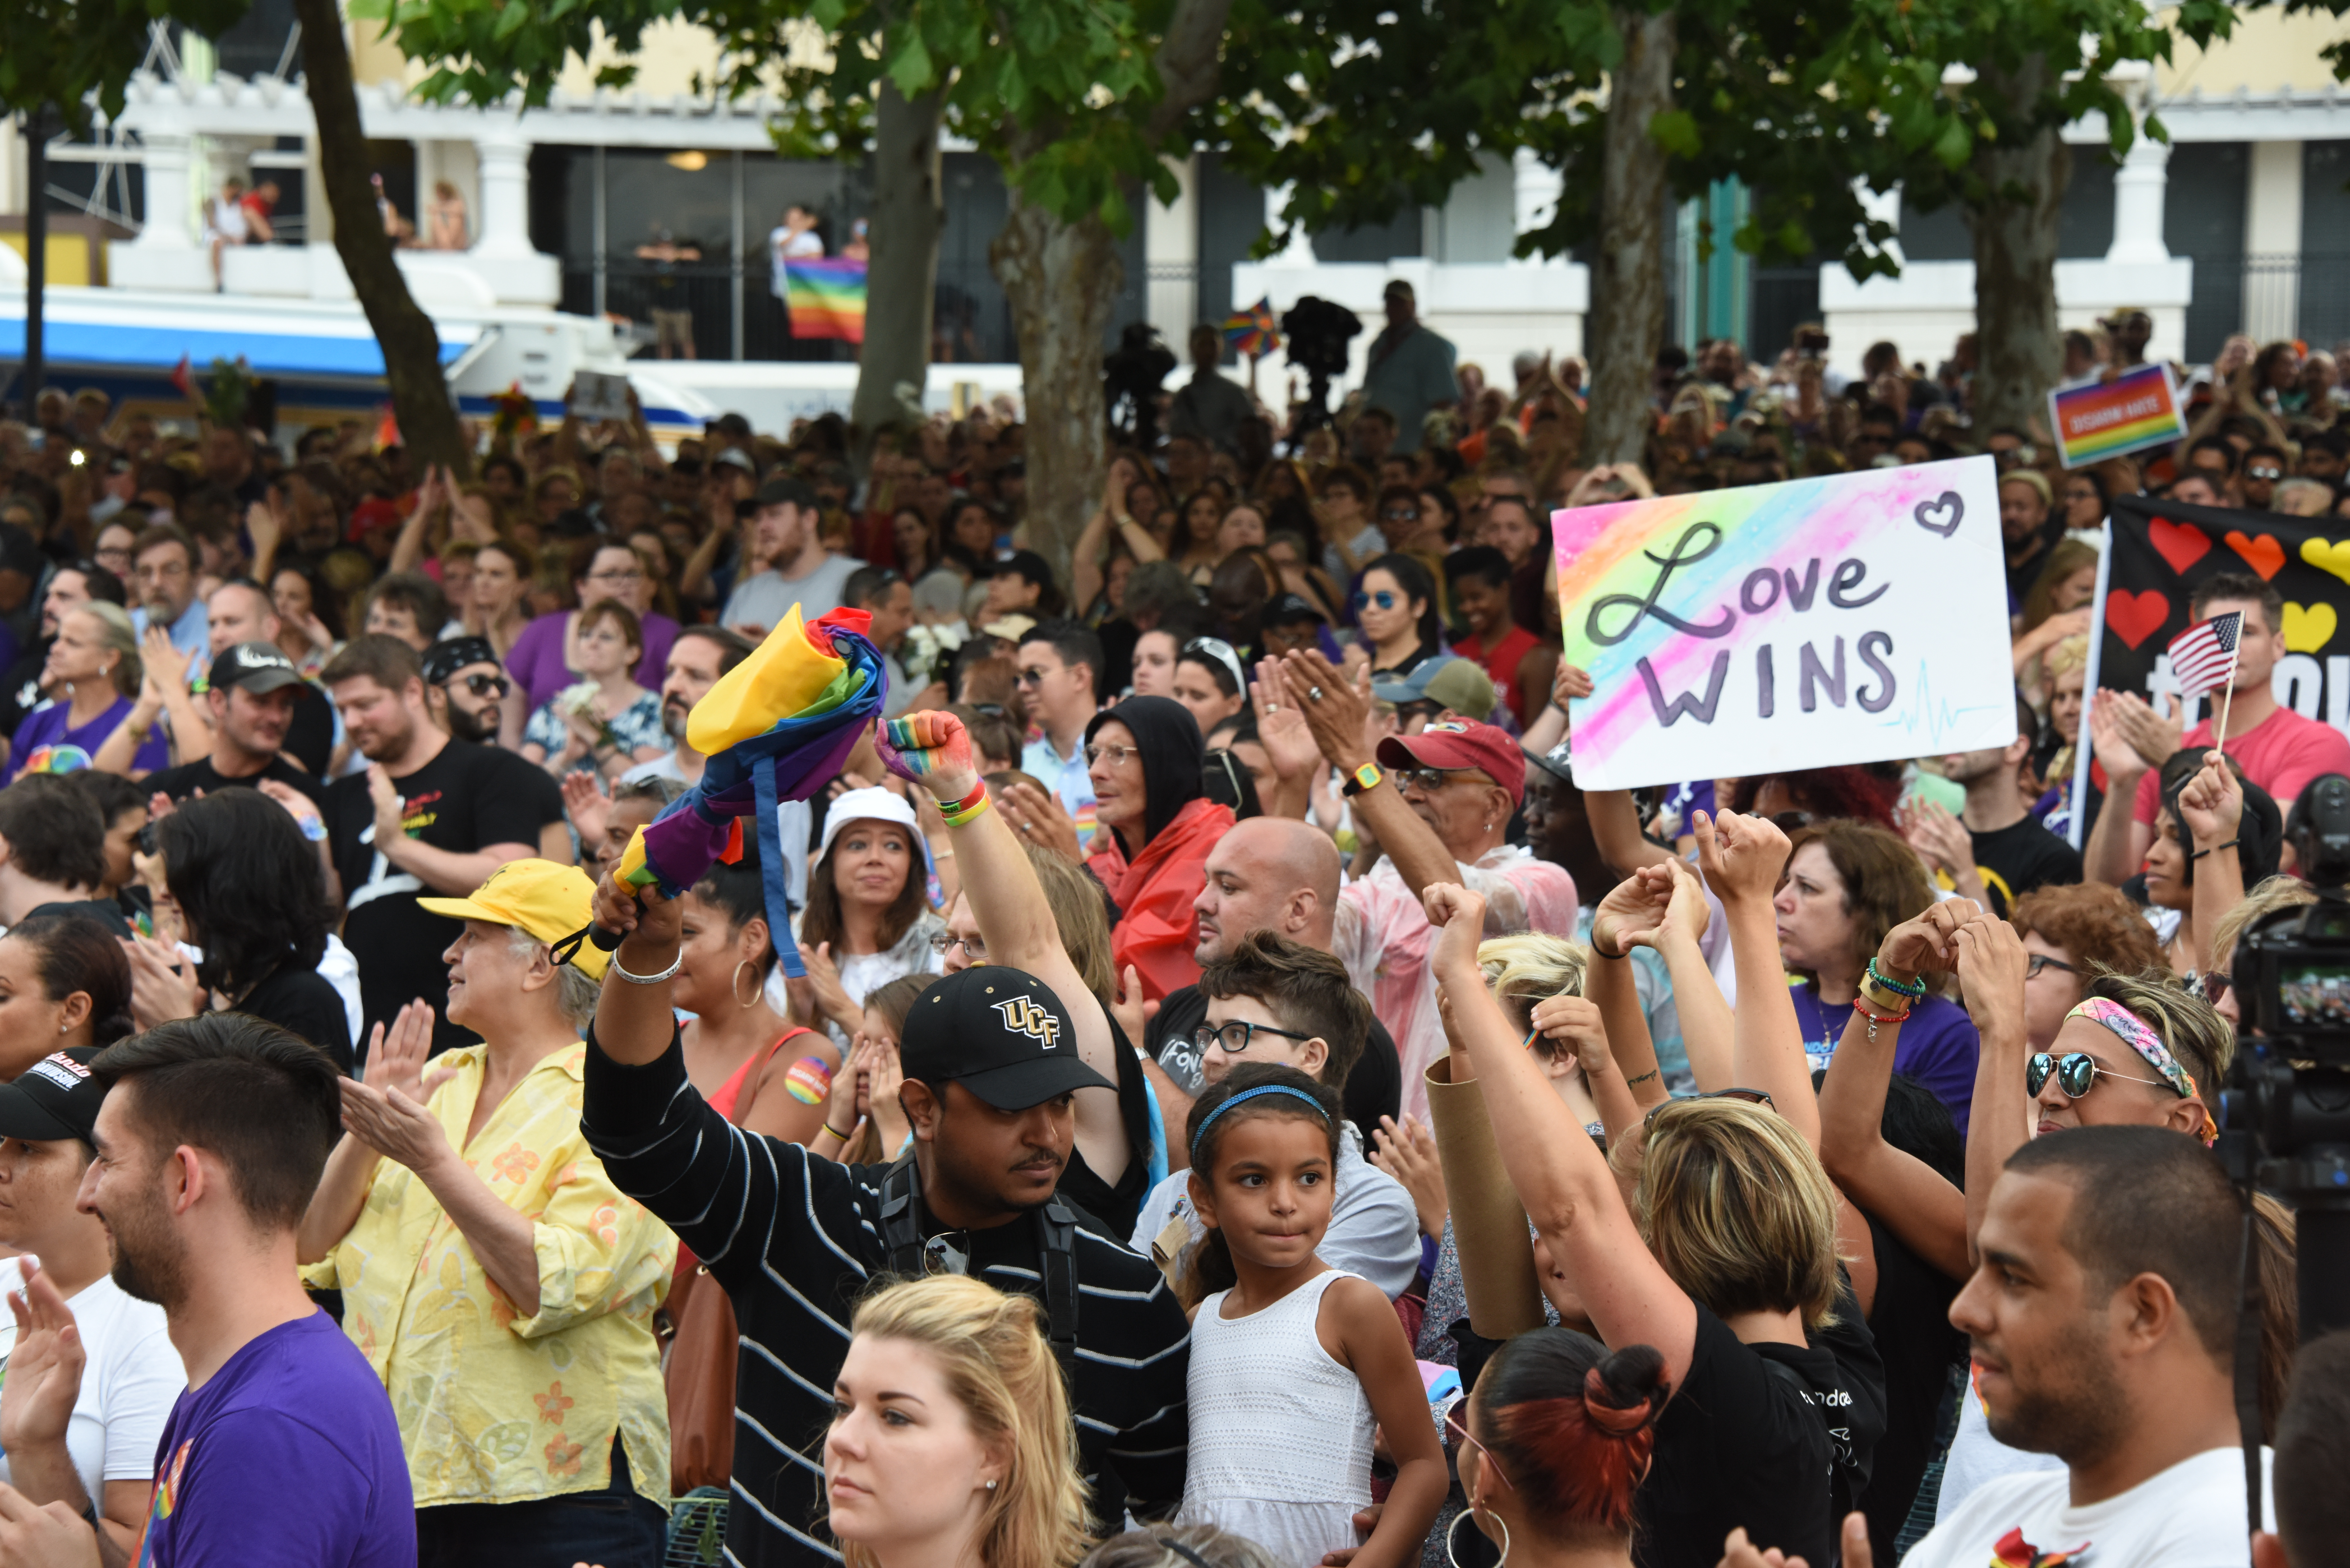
[2066,997,2217,1143]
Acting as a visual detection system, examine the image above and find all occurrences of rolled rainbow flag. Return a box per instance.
[612,604,887,976]
[784,257,868,343]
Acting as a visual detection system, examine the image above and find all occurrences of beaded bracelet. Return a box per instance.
[1851,995,1910,1043]
[1865,956,1927,998]
[940,780,992,829]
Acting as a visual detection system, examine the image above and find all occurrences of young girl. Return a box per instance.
[1175,1063,1446,1568]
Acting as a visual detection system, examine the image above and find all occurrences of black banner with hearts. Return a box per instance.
[2101,495,2350,736]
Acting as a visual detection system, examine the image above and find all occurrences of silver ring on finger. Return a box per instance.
[1308,685,1324,702]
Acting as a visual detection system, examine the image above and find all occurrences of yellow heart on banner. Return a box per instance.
[2300,537,2350,587]
[2283,602,2338,653]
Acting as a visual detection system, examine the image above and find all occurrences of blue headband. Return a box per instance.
[1188,1083,1331,1158]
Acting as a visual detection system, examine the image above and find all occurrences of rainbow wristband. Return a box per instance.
[940,781,991,828]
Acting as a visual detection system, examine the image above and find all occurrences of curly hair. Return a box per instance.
[1729,766,1898,826]
[1778,820,1933,982]
[2008,882,2166,979]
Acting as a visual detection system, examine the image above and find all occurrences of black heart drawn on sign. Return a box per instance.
[1913,492,1963,537]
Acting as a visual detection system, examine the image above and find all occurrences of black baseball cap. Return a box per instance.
[0,1048,105,1143]
[898,967,1112,1110]
[754,475,818,510]
[1266,592,1326,627]
[207,640,305,696]
[989,549,1054,594]
[423,635,499,686]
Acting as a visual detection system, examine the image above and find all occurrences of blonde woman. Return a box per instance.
[1426,811,1884,1568]
[826,1274,1089,1568]
[13,603,163,781]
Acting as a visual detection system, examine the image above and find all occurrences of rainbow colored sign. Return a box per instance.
[1554,457,2016,788]
[2048,364,2185,469]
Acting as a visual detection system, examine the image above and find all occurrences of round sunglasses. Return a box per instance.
[2026,1052,2170,1100]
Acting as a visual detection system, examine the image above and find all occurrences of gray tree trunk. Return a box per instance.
[1967,57,2068,442]
[988,0,1232,586]
[851,81,944,470]
[1584,6,1677,467]
[992,200,1121,586]
[291,0,470,477]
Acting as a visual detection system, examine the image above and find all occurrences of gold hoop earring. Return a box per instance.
[1446,1506,1507,1568]
[733,960,761,1009]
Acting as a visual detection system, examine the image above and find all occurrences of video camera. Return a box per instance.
[2225,772,2350,1341]
[1280,295,1361,436]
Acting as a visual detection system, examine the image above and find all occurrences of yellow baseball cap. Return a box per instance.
[416,859,610,981]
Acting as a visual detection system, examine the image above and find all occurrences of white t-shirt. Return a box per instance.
[1904,1445,2271,1568]
[0,1262,183,1509]
[723,554,862,638]
[1938,1377,2062,1513]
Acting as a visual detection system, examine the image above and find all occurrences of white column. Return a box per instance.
[0,118,21,216]
[2106,132,2172,265]
[471,130,535,260]
[1265,183,1315,265]
[1511,147,1561,253]
[1144,153,1199,339]
[131,132,196,249]
[2245,141,2303,341]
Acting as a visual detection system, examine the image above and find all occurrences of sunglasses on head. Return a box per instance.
[2026,1052,2171,1100]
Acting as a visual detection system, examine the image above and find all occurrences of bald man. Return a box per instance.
[1147,817,1403,1137]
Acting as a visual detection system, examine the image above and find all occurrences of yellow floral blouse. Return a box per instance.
[301,1043,677,1509]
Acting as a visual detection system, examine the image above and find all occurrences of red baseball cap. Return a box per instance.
[1376,720,1526,808]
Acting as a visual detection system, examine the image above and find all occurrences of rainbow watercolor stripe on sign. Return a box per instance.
[1552,457,2013,788]
[785,257,868,343]
[2048,363,2184,469]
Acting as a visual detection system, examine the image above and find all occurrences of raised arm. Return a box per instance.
[1626,859,1733,1093]
[1428,881,1698,1382]
[2175,750,2246,975]
[1814,906,1981,1283]
[881,712,1131,1183]
[1692,809,1816,1145]
[1954,913,2034,1255]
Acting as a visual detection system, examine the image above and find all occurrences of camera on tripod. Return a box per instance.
[2226,772,2350,1339]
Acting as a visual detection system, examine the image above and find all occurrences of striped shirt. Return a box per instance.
[580,1024,1193,1567]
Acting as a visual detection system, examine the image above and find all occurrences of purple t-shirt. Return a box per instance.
[133,1310,413,1567]
[504,609,681,714]
[4,696,168,783]
[1792,984,1982,1136]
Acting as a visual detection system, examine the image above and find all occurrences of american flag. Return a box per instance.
[2166,611,2244,701]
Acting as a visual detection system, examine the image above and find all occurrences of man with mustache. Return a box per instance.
[580,709,1191,1568]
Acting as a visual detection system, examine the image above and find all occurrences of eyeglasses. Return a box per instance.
[927,932,988,961]
[443,672,510,699]
[1444,1404,1513,1492]
[1354,589,1400,612]
[2024,953,2078,980]
[1396,765,1483,794]
[1086,742,1140,768]
[1645,1086,1773,1128]
[2026,1052,2171,1100]
[1194,1019,1317,1055]
[1383,506,1419,523]
[2248,465,2283,480]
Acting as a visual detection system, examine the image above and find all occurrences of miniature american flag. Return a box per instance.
[2165,611,2243,701]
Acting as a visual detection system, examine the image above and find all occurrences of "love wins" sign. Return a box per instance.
[1554,457,2018,789]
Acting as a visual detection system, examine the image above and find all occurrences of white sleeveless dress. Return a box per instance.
[1176,1270,1376,1566]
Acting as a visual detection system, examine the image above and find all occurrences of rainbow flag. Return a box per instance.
[785,257,868,343]
[1223,296,1280,358]
[2047,363,2184,469]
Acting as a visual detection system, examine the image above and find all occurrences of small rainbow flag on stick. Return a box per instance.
[785,257,868,343]
[1223,296,1280,358]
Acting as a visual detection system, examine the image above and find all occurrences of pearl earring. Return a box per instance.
[986,1480,997,1490]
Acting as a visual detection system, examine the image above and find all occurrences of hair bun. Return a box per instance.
[1581,1344,1669,1436]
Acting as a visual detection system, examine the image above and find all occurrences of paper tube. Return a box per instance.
[1424,1055,1547,1338]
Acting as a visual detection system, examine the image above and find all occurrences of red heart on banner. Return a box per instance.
[2225,530,2286,580]
[2105,589,2171,650]
[2149,517,2211,575]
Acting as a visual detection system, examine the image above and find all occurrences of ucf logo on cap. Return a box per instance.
[993,995,1060,1050]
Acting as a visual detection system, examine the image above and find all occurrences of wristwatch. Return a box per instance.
[1340,762,1384,797]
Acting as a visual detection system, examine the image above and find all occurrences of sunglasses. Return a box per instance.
[1645,1086,1773,1128]
[1445,1404,1513,1492]
[1383,506,1419,522]
[446,672,510,699]
[1396,765,1480,793]
[2026,1052,2171,1100]
[1194,1019,1317,1055]
[2025,953,2077,980]
[1354,589,1401,612]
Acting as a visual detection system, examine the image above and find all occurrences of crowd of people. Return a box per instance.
[0,297,2342,1568]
